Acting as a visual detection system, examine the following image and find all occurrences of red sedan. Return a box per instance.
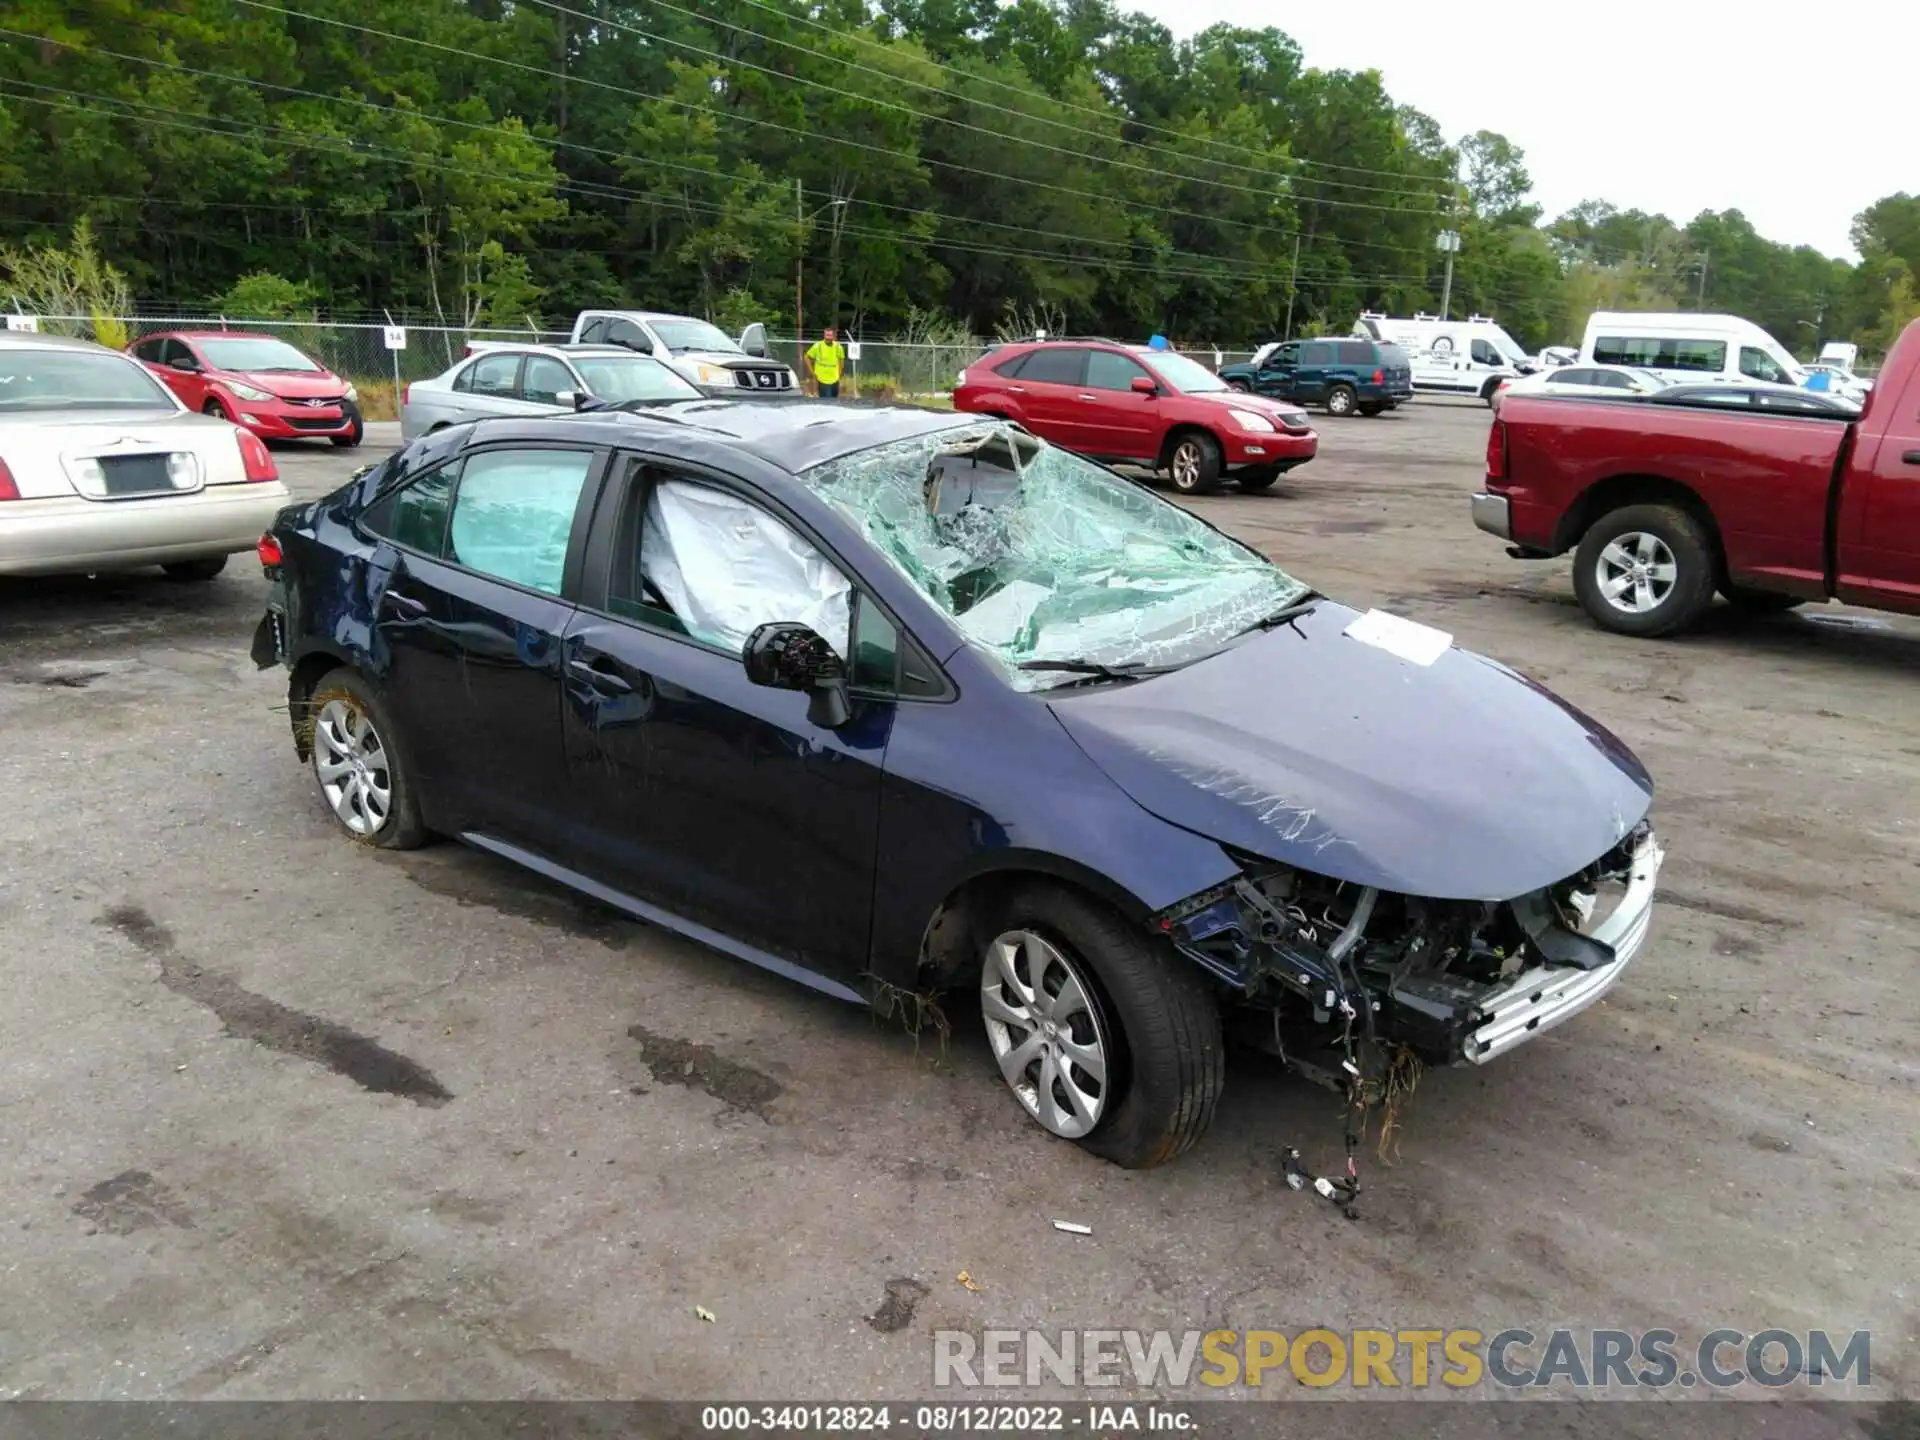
[954,339,1316,494]
[131,331,363,447]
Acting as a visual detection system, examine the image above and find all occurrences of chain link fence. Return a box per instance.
[18,312,1258,414]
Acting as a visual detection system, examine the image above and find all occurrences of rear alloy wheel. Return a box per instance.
[1167,432,1223,495]
[1325,383,1357,417]
[1572,503,1716,637]
[980,885,1223,1168]
[161,556,227,582]
[307,669,427,848]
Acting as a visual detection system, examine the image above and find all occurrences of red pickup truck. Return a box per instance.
[1473,317,1920,636]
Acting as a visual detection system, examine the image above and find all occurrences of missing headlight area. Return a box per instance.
[1152,823,1663,1086]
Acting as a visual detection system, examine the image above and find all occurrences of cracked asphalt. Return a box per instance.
[1,408,1915,1412]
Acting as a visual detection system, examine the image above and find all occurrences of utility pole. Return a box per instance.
[794,177,804,342]
[1696,250,1709,308]
[1436,230,1462,320]
[1282,233,1301,340]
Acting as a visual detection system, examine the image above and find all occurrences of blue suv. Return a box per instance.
[1219,338,1414,417]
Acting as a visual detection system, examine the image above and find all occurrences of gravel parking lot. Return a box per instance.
[2,405,1915,1408]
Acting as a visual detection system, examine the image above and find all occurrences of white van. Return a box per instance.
[1579,312,1806,389]
[1353,312,1533,402]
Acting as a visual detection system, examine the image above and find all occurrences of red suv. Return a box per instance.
[954,340,1316,493]
[131,331,362,447]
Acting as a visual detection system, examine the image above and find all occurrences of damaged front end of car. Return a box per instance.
[1151,823,1663,1087]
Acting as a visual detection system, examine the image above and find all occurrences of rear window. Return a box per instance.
[1592,337,1727,372]
[1378,345,1409,368]
[1335,341,1374,365]
[0,348,177,411]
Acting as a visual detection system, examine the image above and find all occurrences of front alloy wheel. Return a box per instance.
[313,695,395,838]
[981,929,1109,1139]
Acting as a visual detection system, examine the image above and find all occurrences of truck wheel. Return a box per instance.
[1166,432,1223,495]
[1721,585,1806,615]
[1481,377,1504,406]
[1226,378,1252,392]
[1357,402,1383,417]
[979,884,1223,1168]
[1325,384,1357,417]
[1573,504,1716,637]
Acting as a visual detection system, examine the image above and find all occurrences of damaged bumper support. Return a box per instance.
[1153,829,1663,1075]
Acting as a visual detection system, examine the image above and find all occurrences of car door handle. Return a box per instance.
[1903,450,1920,466]
[1007,385,1027,394]
[1077,393,1097,401]
[568,657,633,694]
[382,591,428,617]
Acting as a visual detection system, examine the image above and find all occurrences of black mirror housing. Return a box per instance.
[742,622,851,727]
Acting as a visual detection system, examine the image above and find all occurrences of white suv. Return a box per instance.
[569,311,799,396]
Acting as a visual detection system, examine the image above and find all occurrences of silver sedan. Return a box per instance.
[0,334,292,579]
[400,344,703,440]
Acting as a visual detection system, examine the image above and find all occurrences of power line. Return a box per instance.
[531,0,1457,207]
[238,0,1446,239]
[722,0,1465,192]
[0,29,1430,285]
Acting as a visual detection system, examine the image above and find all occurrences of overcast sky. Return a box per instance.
[1120,3,1914,258]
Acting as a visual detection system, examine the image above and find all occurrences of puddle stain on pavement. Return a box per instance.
[627,1022,782,1119]
[98,903,453,1106]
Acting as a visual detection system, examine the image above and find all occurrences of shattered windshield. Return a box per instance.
[806,425,1309,691]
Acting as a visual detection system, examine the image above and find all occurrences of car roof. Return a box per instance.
[470,343,661,361]
[0,330,117,351]
[144,330,294,343]
[454,399,983,473]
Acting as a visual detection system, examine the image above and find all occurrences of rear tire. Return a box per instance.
[1721,585,1806,615]
[1166,432,1223,495]
[1325,384,1357,417]
[1572,504,1716,637]
[1357,402,1384,417]
[980,884,1223,1168]
[161,556,227,582]
[305,668,428,849]
[1236,468,1280,491]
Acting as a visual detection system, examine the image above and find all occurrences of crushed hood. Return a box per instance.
[1047,603,1653,901]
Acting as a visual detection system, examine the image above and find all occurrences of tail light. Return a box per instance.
[257,532,283,570]
[236,429,278,483]
[0,457,18,501]
[1372,368,1384,384]
[1486,419,1508,481]
[402,383,412,405]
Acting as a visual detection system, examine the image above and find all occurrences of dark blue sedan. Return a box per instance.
[252,401,1663,1167]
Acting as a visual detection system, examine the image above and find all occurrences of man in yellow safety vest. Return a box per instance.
[804,327,847,399]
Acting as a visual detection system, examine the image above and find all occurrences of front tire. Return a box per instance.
[331,407,365,448]
[202,398,231,422]
[1226,379,1252,393]
[306,668,427,849]
[1166,432,1223,495]
[1325,384,1357,417]
[161,556,227,582]
[1572,504,1716,637]
[980,885,1222,1168]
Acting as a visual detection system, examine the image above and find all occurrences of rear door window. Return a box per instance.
[468,353,522,398]
[1299,342,1335,365]
[1084,350,1150,391]
[446,448,595,596]
[1335,341,1374,366]
[1011,347,1086,386]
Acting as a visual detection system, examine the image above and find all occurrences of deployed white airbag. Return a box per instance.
[641,480,851,657]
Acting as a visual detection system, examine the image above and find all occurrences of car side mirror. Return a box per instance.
[743,621,851,728]
[1130,376,1158,396]
[554,390,582,410]
[739,322,769,359]
[171,357,200,373]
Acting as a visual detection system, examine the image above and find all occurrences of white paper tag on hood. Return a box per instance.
[1344,608,1452,666]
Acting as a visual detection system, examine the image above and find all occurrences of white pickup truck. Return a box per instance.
[568,311,800,396]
